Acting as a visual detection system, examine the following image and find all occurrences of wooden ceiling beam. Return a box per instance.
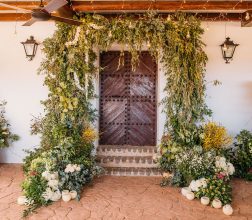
[0,13,31,21]
[0,1,40,11]
[0,12,243,22]
[72,1,252,12]
[0,1,252,12]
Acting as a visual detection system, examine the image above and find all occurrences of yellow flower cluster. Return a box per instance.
[202,122,232,151]
[82,127,98,143]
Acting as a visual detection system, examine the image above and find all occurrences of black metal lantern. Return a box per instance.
[21,36,39,61]
[220,37,239,64]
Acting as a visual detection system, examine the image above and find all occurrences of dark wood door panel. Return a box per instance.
[130,101,155,124]
[99,51,157,146]
[100,100,126,124]
[102,76,126,97]
[130,76,155,97]
[100,123,126,145]
[128,125,155,146]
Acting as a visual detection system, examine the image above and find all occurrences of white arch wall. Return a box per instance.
[0,21,252,162]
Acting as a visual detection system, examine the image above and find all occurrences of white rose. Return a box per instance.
[69,166,75,173]
[215,160,221,168]
[219,157,226,163]
[227,163,235,175]
[199,178,207,188]
[42,171,50,180]
[64,167,70,173]
[42,187,53,201]
[50,172,58,180]
[189,180,198,192]
[76,166,81,172]
[48,179,59,189]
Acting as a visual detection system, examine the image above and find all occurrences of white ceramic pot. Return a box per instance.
[186,191,195,200]
[223,204,233,216]
[62,193,71,202]
[200,196,210,206]
[181,187,191,197]
[70,190,77,199]
[17,196,27,205]
[212,199,222,209]
[62,190,70,195]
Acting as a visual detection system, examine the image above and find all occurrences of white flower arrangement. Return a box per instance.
[41,170,61,202]
[215,156,235,176]
[189,178,207,192]
[64,164,81,173]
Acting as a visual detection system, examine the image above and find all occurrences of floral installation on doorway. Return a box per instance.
[17,11,224,217]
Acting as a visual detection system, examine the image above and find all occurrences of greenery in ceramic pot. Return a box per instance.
[0,101,19,148]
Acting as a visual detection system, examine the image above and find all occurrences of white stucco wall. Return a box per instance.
[0,21,252,163]
[0,22,55,163]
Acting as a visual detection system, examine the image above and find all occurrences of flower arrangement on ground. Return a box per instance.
[18,20,103,217]
[160,122,235,215]
[0,100,19,148]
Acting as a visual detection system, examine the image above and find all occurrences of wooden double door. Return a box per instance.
[99,51,157,146]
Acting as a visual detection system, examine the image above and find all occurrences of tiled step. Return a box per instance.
[96,145,161,176]
[97,145,157,157]
[97,155,158,168]
[104,167,161,176]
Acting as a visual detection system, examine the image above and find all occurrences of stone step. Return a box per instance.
[97,145,157,157]
[97,155,158,168]
[104,167,161,176]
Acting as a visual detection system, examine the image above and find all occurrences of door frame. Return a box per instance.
[93,44,165,149]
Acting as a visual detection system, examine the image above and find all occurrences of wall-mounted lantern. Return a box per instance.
[21,36,39,61]
[220,37,239,64]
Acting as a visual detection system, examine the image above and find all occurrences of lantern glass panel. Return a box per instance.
[225,46,235,58]
[24,43,35,57]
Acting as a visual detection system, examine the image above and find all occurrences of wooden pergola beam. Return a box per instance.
[0,12,243,22]
[0,13,31,21]
[0,1,252,12]
[72,1,252,12]
[0,1,250,22]
[0,1,40,11]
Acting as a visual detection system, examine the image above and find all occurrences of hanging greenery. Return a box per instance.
[21,12,210,216]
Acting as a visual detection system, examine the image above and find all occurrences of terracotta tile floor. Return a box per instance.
[0,164,251,220]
